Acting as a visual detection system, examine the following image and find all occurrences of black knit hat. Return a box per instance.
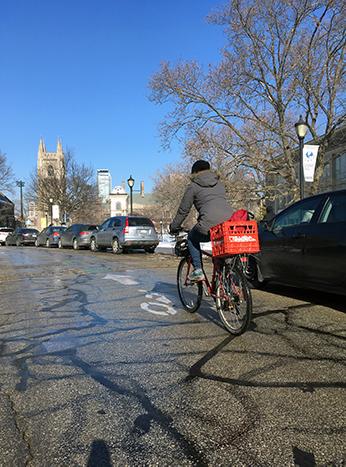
[191,160,210,174]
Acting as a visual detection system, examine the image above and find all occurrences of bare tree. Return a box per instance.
[150,164,198,229]
[150,0,345,202]
[30,151,99,223]
[0,151,14,195]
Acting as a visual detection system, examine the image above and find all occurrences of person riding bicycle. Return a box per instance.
[169,160,233,281]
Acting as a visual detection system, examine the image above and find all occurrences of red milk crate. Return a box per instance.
[210,220,260,258]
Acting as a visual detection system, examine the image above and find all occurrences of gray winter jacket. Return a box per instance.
[171,170,233,235]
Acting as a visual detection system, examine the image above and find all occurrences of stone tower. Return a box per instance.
[37,138,65,178]
[36,138,65,229]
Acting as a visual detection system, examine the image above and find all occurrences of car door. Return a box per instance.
[103,218,117,246]
[112,217,123,241]
[302,190,346,292]
[38,228,46,245]
[260,195,325,285]
[7,229,16,244]
[97,219,111,246]
[62,227,72,246]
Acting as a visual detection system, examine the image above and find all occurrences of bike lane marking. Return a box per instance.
[103,275,176,317]
[103,274,139,285]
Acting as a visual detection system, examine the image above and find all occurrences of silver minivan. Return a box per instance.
[90,216,159,254]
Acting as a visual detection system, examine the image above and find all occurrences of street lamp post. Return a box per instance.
[127,175,135,215]
[16,180,25,221]
[49,198,53,225]
[294,115,309,199]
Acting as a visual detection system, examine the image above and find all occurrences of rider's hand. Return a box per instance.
[169,224,180,235]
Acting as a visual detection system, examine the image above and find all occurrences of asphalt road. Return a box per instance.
[0,246,345,466]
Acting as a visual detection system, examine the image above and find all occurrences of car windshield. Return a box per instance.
[20,228,38,233]
[52,227,66,231]
[83,225,98,230]
[128,217,154,227]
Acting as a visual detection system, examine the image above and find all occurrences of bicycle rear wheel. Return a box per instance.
[215,261,252,335]
[177,257,203,313]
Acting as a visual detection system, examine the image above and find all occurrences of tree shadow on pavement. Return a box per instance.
[87,439,113,467]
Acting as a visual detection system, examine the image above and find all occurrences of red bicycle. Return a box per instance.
[175,234,252,335]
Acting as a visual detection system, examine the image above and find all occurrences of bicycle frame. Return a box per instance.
[183,248,231,302]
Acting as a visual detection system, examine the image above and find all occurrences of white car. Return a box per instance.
[0,227,14,245]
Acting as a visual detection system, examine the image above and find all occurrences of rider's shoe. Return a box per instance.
[189,268,204,282]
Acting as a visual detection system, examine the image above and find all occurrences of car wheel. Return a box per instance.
[16,239,22,247]
[145,246,156,253]
[90,238,98,252]
[112,237,123,254]
[46,239,50,248]
[73,238,79,250]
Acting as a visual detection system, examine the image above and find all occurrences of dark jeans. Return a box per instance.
[188,226,210,269]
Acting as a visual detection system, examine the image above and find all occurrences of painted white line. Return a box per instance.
[145,293,172,304]
[140,292,176,316]
[103,274,139,285]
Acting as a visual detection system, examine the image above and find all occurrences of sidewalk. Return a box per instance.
[155,239,212,255]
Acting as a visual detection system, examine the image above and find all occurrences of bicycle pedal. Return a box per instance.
[202,283,210,296]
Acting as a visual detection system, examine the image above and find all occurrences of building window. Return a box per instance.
[335,153,346,181]
[47,165,54,177]
[322,163,330,180]
[116,202,122,211]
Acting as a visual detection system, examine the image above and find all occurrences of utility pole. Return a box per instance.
[16,180,25,220]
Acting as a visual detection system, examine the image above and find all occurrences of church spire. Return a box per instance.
[57,138,63,155]
[38,138,46,154]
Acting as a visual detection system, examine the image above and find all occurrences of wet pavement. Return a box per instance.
[0,246,345,466]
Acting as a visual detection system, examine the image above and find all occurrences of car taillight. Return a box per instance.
[53,232,60,237]
[123,217,129,234]
[79,231,89,236]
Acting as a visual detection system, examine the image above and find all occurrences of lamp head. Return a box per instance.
[127,175,135,188]
[295,115,309,139]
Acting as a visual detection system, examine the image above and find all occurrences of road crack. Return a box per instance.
[5,392,34,467]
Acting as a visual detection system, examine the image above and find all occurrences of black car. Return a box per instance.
[35,226,67,248]
[5,227,39,246]
[248,189,346,296]
[58,224,98,250]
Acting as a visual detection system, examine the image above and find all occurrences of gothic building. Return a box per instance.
[37,138,65,179]
[33,138,65,229]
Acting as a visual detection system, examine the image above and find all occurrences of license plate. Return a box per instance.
[139,229,149,234]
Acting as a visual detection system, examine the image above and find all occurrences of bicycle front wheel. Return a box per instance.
[216,262,252,335]
[177,257,203,313]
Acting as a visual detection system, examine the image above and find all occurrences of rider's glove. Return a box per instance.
[169,223,180,235]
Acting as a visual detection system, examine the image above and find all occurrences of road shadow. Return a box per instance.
[258,283,346,313]
[87,439,113,467]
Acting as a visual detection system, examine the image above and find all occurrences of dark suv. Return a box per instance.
[90,216,159,254]
[5,228,39,246]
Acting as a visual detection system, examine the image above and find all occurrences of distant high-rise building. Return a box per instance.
[97,169,112,201]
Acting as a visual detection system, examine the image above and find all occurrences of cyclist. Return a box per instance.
[169,160,233,281]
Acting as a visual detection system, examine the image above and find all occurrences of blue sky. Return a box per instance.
[0,0,225,193]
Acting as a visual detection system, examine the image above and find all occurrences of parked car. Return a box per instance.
[35,226,67,248]
[247,189,346,296]
[58,224,98,250]
[0,227,14,245]
[90,216,159,254]
[5,227,39,246]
